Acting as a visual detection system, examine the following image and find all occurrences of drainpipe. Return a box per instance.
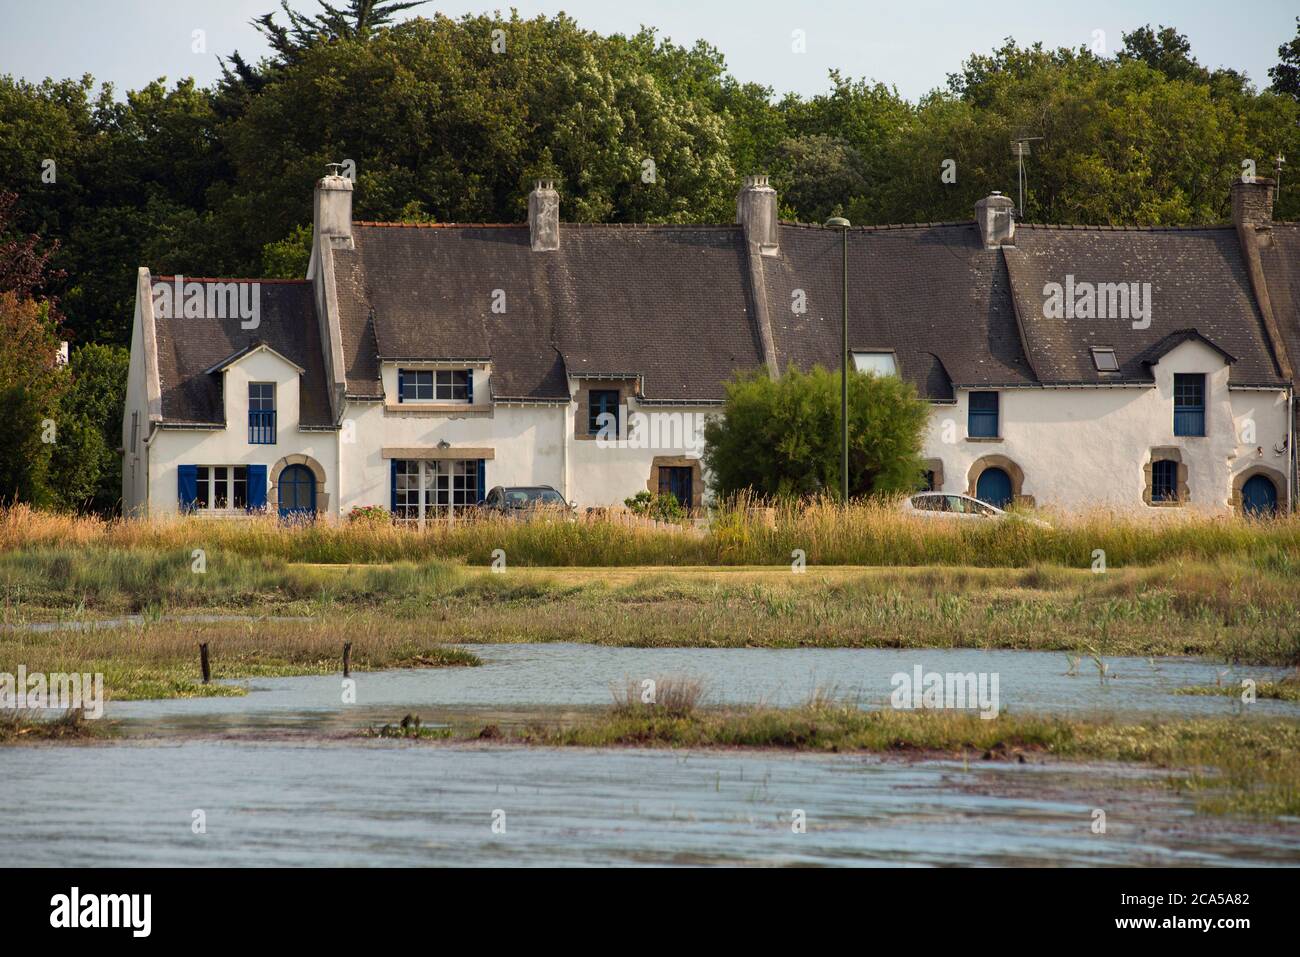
[335,414,344,521]
[561,401,569,500]
[1290,386,1296,514]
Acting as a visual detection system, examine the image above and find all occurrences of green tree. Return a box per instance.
[703,366,929,500]
[49,343,129,513]
[1271,17,1300,99]
[0,292,63,506]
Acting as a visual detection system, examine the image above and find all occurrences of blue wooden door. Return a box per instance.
[1241,475,1277,516]
[278,464,316,519]
[658,466,693,510]
[975,467,1012,508]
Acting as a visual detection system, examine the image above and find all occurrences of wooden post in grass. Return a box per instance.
[343,642,352,678]
[199,643,210,684]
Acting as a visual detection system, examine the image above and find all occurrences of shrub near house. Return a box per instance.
[704,366,929,500]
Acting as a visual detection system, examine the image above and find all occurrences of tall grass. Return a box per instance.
[4,500,1298,569]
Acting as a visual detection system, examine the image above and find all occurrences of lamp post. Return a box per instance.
[825,216,851,502]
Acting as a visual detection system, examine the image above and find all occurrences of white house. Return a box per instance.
[122,172,1297,519]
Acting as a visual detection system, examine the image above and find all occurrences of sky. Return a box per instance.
[0,0,1296,101]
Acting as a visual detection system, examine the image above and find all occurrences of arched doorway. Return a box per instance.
[278,464,317,519]
[975,467,1013,509]
[1241,474,1278,517]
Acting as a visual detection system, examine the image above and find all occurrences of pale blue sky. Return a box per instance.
[0,1,1295,101]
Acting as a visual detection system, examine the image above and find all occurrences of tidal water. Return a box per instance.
[6,742,1298,866]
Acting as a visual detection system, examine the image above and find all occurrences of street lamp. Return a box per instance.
[825,215,851,503]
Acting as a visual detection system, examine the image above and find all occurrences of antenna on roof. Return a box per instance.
[1276,153,1285,201]
[1011,137,1043,218]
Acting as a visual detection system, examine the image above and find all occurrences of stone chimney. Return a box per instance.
[736,174,779,256]
[529,180,560,252]
[974,192,1015,248]
[1232,176,1275,231]
[314,169,354,250]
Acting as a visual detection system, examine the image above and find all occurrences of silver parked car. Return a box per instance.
[901,492,1050,527]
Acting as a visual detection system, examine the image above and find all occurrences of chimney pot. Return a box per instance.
[737,174,779,255]
[1231,176,1275,231]
[314,168,354,249]
[529,180,560,252]
[974,192,1015,249]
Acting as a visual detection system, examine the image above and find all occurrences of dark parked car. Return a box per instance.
[479,485,575,518]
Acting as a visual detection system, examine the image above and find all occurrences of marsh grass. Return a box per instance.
[491,702,1300,817]
[0,707,109,742]
[1175,673,1300,702]
[0,615,481,700]
[4,500,1299,569]
[611,674,706,716]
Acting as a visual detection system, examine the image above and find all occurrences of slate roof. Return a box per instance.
[332,223,763,401]
[763,223,1036,401]
[151,279,334,427]
[151,211,1297,425]
[1003,226,1286,387]
[1259,223,1300,382]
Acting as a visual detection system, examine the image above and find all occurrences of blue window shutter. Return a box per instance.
[466,371,474,404]
[246,464,267,510]
[476,459,486,502]
[178,465,198,512]
[397,369,404,404]
[390,458,398,511]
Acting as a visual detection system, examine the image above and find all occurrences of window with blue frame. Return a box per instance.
[178,464,267,512]
[967,392,999,438]
[1151,459,1179,503]
[588,389,621,436]
[398,369,472,403]
[1173,374,1205,436]
[248,383,276,444]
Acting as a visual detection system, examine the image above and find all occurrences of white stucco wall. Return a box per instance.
[144,348,339,516]
[337,365,713,514]
[120,292,150,516]
[920,339,1290,512]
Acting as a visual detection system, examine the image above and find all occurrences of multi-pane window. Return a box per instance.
[967,392,999,438]
[1173,374,1205,436]
[399,370,472,402]
[588,389,621,435]
[248,383,276,444]
[1151,460,1179,503]
[393,459,480,521]
[194,466,248,510]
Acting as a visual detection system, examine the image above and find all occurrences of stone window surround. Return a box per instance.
[921,458,945,491]
[1142,447,1190,507]
[1229,463,1288,514]
[269,454,329,515]
[648,455,704,512]
[965,454,1033,507]
[574,377,639,441]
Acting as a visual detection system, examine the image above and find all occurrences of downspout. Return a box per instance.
[1290,386,1296,514]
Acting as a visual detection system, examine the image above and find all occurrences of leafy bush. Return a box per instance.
[703,366,929,499]
[348,505,390,526]
[624,490,687,523]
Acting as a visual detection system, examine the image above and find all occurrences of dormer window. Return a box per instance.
[398,369,473,403]
[1090,347,1119,373]
[852,351,898,377]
